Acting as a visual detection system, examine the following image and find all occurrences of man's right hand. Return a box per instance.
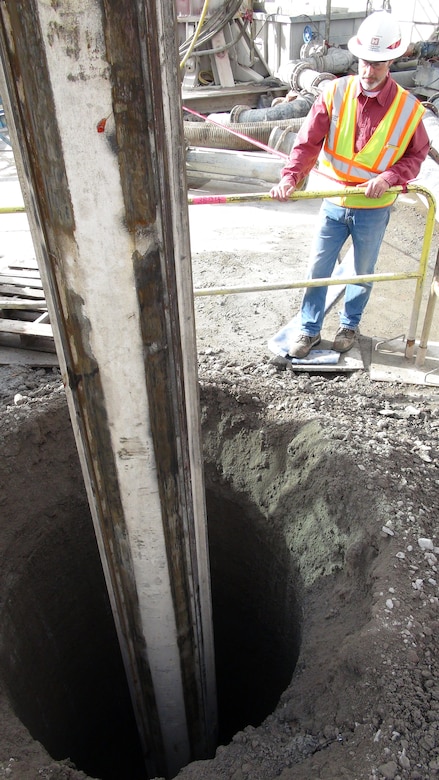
[269,177,296,201]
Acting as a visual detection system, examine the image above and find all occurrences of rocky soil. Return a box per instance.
[190,354,439,780]
[0,188,439,780]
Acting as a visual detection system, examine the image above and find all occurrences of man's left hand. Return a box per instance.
[358,175,391,199]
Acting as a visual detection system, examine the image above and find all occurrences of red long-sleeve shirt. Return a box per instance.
[280,74,430,189]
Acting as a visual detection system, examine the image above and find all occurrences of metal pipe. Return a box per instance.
[278,47,355,80]
[415,62,439,99]
[415,248,439,367]
[193,270,422,297]
[188,186,404,206]
[224,94,316,123]
[390,70,417,89]
[325,0,331,47]
[288,63,335,94]
[276,58,339,91]
[404,185,437,357]
[186,146,285,185]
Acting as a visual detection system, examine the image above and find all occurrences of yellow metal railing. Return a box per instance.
[189,184,437,360]
[416,246,439,368]
[3,186,437,361]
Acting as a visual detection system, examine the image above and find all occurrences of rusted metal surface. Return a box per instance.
[0,1,217,777]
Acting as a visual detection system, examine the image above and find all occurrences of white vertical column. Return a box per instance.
[0,1,217,777]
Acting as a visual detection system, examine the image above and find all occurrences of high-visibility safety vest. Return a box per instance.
[319,75,425,208]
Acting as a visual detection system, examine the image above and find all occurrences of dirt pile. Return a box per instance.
[187,356,439,780]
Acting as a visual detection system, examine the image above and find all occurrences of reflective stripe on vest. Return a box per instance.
[320,76,425,208]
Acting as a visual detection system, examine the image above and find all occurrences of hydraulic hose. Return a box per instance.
[183,117,305,150]
[184,23,244,58]
[179,0,242,57]
[180,0,210,70]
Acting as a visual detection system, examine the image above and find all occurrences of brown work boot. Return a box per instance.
[333,326,356,353]
[288,332,321,358]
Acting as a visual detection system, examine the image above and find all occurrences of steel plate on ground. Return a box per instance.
[370,336,439,386]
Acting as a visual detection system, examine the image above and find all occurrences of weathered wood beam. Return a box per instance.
[0,1,217,777]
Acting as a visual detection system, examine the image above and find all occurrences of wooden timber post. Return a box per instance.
[0,1,217,777]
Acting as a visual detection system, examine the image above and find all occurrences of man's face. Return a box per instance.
[358,59,391,91]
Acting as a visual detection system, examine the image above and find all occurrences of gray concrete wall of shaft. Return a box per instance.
[0,1,217,777]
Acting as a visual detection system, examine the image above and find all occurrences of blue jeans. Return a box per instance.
[300,199,391,335]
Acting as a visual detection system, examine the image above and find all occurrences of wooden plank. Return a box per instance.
[0,270,42,284]
[7,257,38,270]
[1,264,40,275]
[34,311,49,323]
[0,317,52,337]
[210,30,235,87]
[0,297,46,309]
[0,283,45,298]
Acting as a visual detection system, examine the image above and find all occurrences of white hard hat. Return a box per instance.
[348,11,408,62]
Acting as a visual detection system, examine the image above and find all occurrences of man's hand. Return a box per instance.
[270,176,296,201]
[357,175,391,200]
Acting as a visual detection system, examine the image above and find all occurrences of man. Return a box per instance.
[270,10,430,359]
